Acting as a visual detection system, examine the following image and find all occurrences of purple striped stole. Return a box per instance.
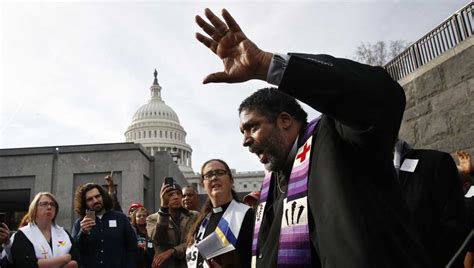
[251,118,320,267]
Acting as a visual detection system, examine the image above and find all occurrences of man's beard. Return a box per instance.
[251,131,288,172]
[92,202,103,212]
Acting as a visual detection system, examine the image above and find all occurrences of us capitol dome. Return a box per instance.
[125,70,194,175]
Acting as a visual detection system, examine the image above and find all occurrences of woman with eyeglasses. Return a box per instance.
[186,159,254,268]
[10,192,79,268]
[131,207,154,268]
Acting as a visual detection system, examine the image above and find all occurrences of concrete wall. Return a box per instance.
[398,35,474,159]
[0,142,184,231]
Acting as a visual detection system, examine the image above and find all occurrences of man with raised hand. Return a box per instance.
[195,8,429,268]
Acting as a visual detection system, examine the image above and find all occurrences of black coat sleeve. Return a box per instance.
[433,153,467,267]
[279,54,405,153]
[236,209,255,268]
[121,213,139,268]
[71,218,91,252]
[65,230,81,265]
[10,231,37,268]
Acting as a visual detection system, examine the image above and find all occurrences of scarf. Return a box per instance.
[20,223,72,260]
[252,117,320,267]
[186,200,250,268]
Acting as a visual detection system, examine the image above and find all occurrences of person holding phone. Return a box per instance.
[146,179,198,268]
[185,159,254,268]
[0,220,12,268]
[71,183,137,268]
[10,192,79,268]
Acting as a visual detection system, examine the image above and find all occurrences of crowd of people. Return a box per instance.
[0,8,473,268]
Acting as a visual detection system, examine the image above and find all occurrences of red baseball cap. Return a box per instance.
[128,203,144,214]
[243,191,261,203]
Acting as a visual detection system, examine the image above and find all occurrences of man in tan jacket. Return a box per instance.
[147,182,198,268]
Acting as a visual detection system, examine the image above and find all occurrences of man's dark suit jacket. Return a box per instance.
[399,149,467,267]
[254,53,430,267]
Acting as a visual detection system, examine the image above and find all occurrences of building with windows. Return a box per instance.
[125,70,194,176]
[125,70,264,193]
[0,69,264,231]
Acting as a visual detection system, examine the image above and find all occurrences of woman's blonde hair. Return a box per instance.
[19,192,59,228]
[131,207,148,227]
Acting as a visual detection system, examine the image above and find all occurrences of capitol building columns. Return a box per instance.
[124,69,194,176]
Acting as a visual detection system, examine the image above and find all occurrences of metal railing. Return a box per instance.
[385,2,474,81]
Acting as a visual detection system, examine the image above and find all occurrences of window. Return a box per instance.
[154,130,157,138]
[160,131,162,138]
[139,132,141,139]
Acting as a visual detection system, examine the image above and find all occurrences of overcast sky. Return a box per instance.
[0,0,468,172]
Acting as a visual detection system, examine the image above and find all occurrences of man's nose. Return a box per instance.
[243,133,252,147]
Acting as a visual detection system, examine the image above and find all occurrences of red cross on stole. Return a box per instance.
[296,142,311,162]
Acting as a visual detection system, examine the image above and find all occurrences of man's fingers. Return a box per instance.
[156,256,163,266]
[196,15,223,41]
[222,9,242,33]
[196,33,217,54]
[203,72,231,84]
[205,8,228,35]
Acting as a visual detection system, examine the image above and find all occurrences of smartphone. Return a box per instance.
[0,213,6,224]
[85,209,96,220]
[164,177,174,188]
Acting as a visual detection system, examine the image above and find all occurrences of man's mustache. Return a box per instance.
[249,144,263,154]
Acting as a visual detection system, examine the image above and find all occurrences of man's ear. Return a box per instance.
[277,112,293,130]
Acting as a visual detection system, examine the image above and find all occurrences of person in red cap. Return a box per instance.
[128,203,144,219]
[243,191,260,210]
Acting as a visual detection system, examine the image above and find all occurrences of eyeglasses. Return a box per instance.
[202,169,228,180]
[38,201,57,208]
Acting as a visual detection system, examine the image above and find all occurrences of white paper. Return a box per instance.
[400,159,419,172]
[109,220,117,227]
[195,232,235,260]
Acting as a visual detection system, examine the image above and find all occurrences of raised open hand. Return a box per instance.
[195,8,272,84]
